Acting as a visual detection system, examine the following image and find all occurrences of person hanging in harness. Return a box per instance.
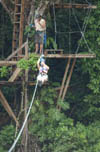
[34,14,46,54]
[37,55,49,86]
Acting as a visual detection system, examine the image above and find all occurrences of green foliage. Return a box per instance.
[17,53,38,70]
[45,37,57,49]
[0,125,15,151]
[57,99,70,110]
[0,66,11,78]
[29,86,100,152]
[77,2,100,123]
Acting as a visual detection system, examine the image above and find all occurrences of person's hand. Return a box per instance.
[29,24,35,28]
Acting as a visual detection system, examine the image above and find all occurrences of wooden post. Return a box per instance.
[22,42,29,152]
[21,69,28,152]
[25,41,29,59]
[0,90,19,126]
[19,0,25,55]
[62,58,76,101]
[58,58,71,99]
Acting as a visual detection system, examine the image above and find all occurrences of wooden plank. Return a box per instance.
[45,54,96,58]
[45,49,63,52]
[55,3,97,9]
[0,90,19,125]
[8,68,21,82]
[0,61,17,66]
[0,81,36,85]
[6,41,28,61]
[0,81,22,85]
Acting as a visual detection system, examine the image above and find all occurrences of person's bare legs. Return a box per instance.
[35,43,39,53]
[40,43,43,54]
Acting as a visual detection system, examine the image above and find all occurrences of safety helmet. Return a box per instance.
[41,54,44,58]
[40,58,45,63]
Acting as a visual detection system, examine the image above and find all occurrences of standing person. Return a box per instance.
[34,14,46,54]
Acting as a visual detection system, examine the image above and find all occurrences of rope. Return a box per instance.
[8,49,46,151]
[72,5,92,53]
[8,81,38,152]
[8,50,45,152]
[68,0,72,53]
[52,0,92,54]
[85,0,90,5]
[53,2,57,43]
[75,8,92,54]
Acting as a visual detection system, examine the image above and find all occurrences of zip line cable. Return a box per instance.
[85,0,90,5]
[8,81,38,152]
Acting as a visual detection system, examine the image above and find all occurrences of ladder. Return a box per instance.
[12,0,25,54]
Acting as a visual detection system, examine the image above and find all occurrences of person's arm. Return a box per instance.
[37,59,40,70]
[42,62,49,70]
[38,19,46,29]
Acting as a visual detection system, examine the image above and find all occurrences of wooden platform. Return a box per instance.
[0,81,35,85]
[0,54,96,67]
[0,61,17,66]
[45,53,96,58]
[54,3,97,9]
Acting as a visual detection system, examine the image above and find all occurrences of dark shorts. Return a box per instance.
[35,31,45,44]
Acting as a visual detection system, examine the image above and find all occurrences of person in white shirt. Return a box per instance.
[37,55,49,86]
[34,14,46,54]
